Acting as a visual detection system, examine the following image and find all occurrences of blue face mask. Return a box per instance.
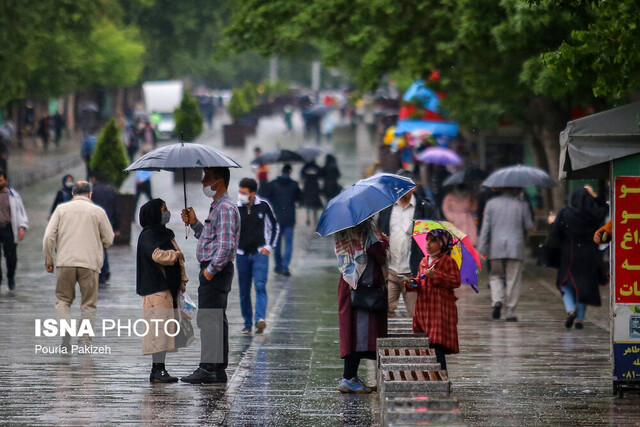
[161,211,171,225]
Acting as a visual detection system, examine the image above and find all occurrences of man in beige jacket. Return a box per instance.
[43,181,114,348]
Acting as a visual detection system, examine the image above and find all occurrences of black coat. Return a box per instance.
[91,182,119,230]
[300,161,323,209]
[50,175,74,214]
[136,199,181,303]
[548,188,608,307]
[377,195,442,276]
[263,175,302,227]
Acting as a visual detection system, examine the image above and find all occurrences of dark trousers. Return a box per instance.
[429,343,447,371]
[135,180,152,208]
[198,262,233,372]
[0,225,16,285]
[99,249,110,283]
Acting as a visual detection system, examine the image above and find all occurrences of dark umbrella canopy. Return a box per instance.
[443,168,488,186]
[296,146,324,163]
[125,142,240,171]
[252,149,305,165]
[482,164,555,188]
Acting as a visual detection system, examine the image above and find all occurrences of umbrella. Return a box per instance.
[296,146,324,163]
[442,168,488,186]
[416,146,462,166]
[482,164,556,188]
[303,105,333,117]
[315,173,416,237]
[252,149,305,164]
[413,219,481,292]
[125,142,241,237]
[80,102,99,113]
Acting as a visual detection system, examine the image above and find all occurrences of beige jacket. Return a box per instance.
[43,196,115,273]
[152,239,189,284]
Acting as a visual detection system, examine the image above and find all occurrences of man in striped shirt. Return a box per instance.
[180,167,240,384]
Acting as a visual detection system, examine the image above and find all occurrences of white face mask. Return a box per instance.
[161,211,171,225]
[202,180,219,199]
[238,193,250,205]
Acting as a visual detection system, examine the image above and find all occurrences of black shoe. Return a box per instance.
[282,270,291,277]
[181,367,227,384]
[492,302,502,320]
[565,311,577,329]
[505,316,518,322]
[274,269,283,275]
[8,280,15,291]
[150,369,179,383]
[575,321,584,330]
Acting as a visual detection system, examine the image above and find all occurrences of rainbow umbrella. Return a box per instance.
[413,219,481,292]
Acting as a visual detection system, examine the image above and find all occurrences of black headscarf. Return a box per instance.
[139,198,175,248]
[558,188,608,236]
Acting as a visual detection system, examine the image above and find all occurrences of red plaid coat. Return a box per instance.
[412,254,461,354]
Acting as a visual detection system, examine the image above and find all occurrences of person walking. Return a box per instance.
[49,175,74,219]
[442,185,478,246]
[81,134,97,181]
[0,171,28,294]
[52,111,65,148]
[263,164,301,276]
[478,188,534,322]
[335,219,388,393]
[180,167,240,384]
[405,229,461,370]
[300,159,323,226]
[236,178,279,335]
[43,181,114,349]
[37,115,50,151]
[90,172,120,285]
[135,169,153,210]
[547,186,608,329]
[320,154,342,202]
[252,147,269,196]
[377,170,441,318]
[136,199,188,382]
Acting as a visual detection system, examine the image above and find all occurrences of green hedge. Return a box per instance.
[174,90,203,141]
[89,118,129,188]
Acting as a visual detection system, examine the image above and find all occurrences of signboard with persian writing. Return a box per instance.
[614,177,640,303]
[613,343,640,380]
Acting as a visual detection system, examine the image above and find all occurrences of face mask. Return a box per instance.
[161,211,171,225]
[202,185,217,199]
[64,181,74,190]
[238,193,250,205]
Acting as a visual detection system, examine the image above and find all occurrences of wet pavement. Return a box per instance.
[0,113,639,425]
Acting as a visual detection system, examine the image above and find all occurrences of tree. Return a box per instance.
[90,118,129,189]
[174,90,203,141]
[227,89,251,123]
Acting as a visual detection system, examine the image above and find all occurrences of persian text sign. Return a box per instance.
[616,177,640,303]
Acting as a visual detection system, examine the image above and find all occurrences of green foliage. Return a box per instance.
[227,89,251,122]
[241,81,258,109]
[90,118,129,189]
[174,90,203,141]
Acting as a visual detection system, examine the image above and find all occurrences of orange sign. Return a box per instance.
[615,177,640,303]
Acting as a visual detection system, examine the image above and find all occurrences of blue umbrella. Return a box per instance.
[315,173,416,237]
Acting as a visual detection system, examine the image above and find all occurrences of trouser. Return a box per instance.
[0,224,17,285]
[343,353,361,379]
[489,259,524,318]
[198,262,233,372]
[236,253,269,329]
[55,267,99,342]
[561,284,586,321]
[430,343,447,371]
[274,225,294,272]
[387,269,417,318]
[99,249,110,283]
[135,181,152,207]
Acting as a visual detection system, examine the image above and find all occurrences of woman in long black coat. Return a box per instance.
[301,160,323,225]
[137,199,188,382]
[548,186,608,329]
[320,154,342,202]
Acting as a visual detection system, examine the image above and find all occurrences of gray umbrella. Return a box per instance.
[252,149,305,165]
[482,164,556,188]
[296,146,324,163]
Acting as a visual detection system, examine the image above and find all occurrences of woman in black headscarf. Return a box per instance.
[49,174,74,217]
[136,198,188,382]
[548,185,608,329]
[320,154,342,202]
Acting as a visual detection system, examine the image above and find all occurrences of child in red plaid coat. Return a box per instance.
[406,229,460,370]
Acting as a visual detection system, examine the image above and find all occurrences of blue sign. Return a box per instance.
[613,343,640,380]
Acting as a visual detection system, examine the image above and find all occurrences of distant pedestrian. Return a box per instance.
[335,219,388,393]
[135,169,153,209]
[0,171,28,294]
[43,181,114,349]
[49,174,74,218]
[320,154,342,202]
[236,178,279,335]
[547,186,608,329]
[377,170,441,318]
[478,188,534,322]
[52,111,65,147]
[0,124,12,175]
[81,134,97,181]
[263,164,301,276]
[442,185,478,246]
[405,229,461,370]
[283,105,293,132]
[252,147,269,195]
[300,159,323,225]
[90,172,120,285]
[180,167,240,384]
[37,115,50,151]
[136,199,188,383]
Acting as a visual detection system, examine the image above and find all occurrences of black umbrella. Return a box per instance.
[442,168,488,186]
[482,164,556,188]
[126,142,241,237]
[296,146,324,163]
[252,149,305,164]
[303,105,333,117]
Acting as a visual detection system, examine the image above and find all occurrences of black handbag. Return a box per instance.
[537,221,561,269]
[350,260,387,312]
[174,316,195,348]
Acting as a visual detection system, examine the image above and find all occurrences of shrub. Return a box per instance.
[89,118,129,189]
[174,90,203,141]
[228,89,251,123]
[241,81,258,110]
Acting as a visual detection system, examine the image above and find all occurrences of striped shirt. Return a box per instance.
[191,193,240,275]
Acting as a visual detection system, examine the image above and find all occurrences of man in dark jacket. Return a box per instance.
[377,170,441,318]
[263,164,301,276]
[90,171,120,285]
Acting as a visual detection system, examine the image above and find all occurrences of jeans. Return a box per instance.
[274,225,294,273]
[99,248,110,283]
[561,284,586,321]
[236,253,269,329]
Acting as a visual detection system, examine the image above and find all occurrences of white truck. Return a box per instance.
[142,80,184,138]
